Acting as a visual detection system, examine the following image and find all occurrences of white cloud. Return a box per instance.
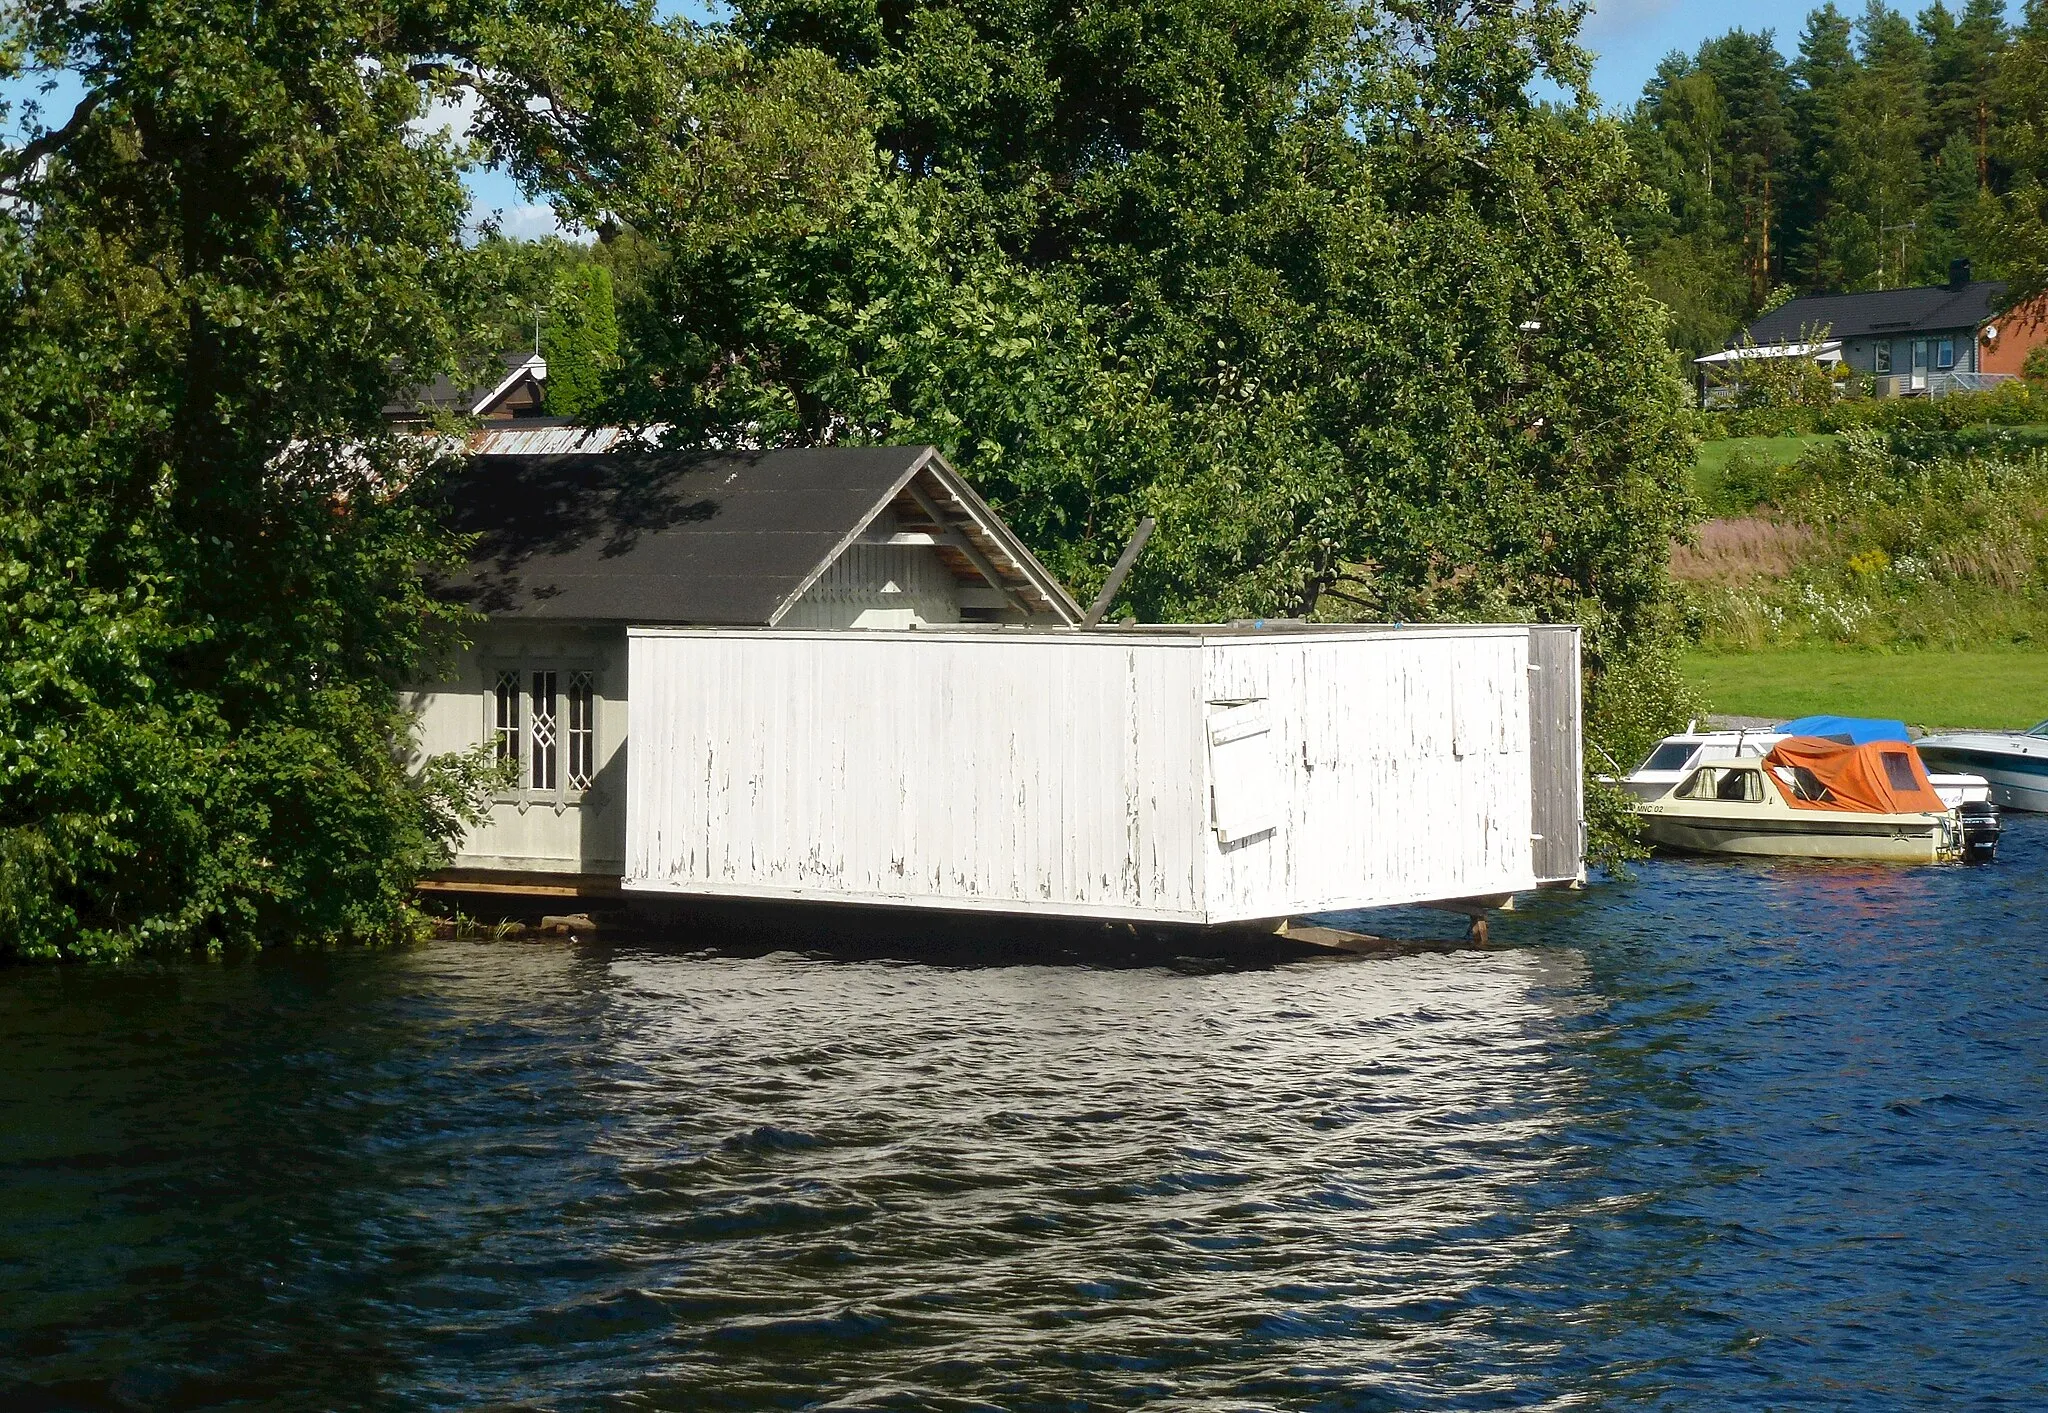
[413,85,481,145]
[467,200,595,244]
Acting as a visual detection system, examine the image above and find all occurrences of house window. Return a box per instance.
[490,664,597,801]
[494,671,521,768]
[1873,342,1892,374]
[567,672,596,791]
[1937,338,1955,370]
[530,671,559,791]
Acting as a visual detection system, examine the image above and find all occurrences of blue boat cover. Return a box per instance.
[1776,714,1913,744]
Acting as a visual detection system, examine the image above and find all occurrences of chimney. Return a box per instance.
[1949,258,1972,291]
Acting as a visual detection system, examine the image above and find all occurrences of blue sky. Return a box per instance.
[4,2,2024,238]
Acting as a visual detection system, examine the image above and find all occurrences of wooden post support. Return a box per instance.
[1083,516,1156,628]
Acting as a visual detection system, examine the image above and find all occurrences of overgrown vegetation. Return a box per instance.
[0,0,853,960]
[1681,428,2048,651]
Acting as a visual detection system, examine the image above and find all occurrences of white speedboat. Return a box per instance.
[1635,737,2001,864]
[1620,718,1989,808]
[1913,721,2048,812]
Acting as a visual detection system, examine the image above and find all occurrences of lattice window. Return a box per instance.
[566,672,596,791]
[494,671,521,768]
[530,670,558,791]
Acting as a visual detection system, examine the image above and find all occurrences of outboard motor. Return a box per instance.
[1957,801,2002,864]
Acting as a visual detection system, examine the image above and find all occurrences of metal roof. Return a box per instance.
[1742,280,2006,345]
[434,445,1082,626]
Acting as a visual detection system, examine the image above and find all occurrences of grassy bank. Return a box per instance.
[1685,648,2047,729]
[1680,432,2048,651]
[1677,423,2048,731]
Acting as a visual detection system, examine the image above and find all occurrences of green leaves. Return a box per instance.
[0,0,698,957]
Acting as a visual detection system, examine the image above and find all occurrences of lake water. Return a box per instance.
[4,819,2046,1409]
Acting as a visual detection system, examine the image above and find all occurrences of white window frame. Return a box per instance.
[1873,341,1892,375]
[482,658,601,813]
[1936,337,1955,371]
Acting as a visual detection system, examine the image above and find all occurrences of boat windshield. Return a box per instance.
[1879,751,1920,792]
[1639,742,1698,772]
[2029,720,2048,738]
[1676,767,1766,802]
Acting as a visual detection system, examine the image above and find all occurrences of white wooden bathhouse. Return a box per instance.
[410,442,1585,921]
[626,623,1583,924]
[407,445,1081,886]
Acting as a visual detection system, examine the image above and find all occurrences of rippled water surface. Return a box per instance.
[5,820,2048,1410]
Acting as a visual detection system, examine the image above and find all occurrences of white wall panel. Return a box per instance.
[628,631,1206,918]
[1199,631,1534,922]
[627,626,1556,924]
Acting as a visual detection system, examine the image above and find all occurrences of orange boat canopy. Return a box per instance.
[1762,736,1948,814]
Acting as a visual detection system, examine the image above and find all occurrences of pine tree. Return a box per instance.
[1788,4,1863,290]
[1699,31,1798,302]
[1925,127,1984,276]
[1848,2,1932,288]
[1935,0,2011,186]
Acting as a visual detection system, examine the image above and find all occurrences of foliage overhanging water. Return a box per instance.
[4,820,2046,1408]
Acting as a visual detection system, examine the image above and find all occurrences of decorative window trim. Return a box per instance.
[481,658,602,813]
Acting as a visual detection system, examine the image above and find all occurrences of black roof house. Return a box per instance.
[1744,277,2007,346]
[435,444,1083,626]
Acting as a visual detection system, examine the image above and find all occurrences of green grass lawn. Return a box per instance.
[1685,648,2048,729]
[1693,433,1836,505]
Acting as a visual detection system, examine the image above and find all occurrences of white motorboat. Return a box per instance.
[1635,737,2001,864]
[1619,717,1989,809]
[1913,720,2048,812]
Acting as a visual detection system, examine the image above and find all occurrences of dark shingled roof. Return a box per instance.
[435,446,934,624]
[1744,280,2007,345]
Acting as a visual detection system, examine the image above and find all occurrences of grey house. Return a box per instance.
[1706,261,2039,398]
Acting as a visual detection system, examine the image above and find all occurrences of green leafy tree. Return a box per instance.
[0,0,864,958]
[620,0,1695,746]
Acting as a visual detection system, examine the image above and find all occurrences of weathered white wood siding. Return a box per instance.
[1199,630,1534,920]
[626,626,1556,923]
[627,631,1209,918]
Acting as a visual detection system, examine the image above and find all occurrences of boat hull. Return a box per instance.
[1913,744,2048,813]
[1639,812,1949,863]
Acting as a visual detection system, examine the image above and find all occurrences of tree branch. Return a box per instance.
[0,83,118,191]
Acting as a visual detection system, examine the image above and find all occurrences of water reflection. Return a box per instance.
[1,817,2045,1408]
[584,947,1595,1405]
